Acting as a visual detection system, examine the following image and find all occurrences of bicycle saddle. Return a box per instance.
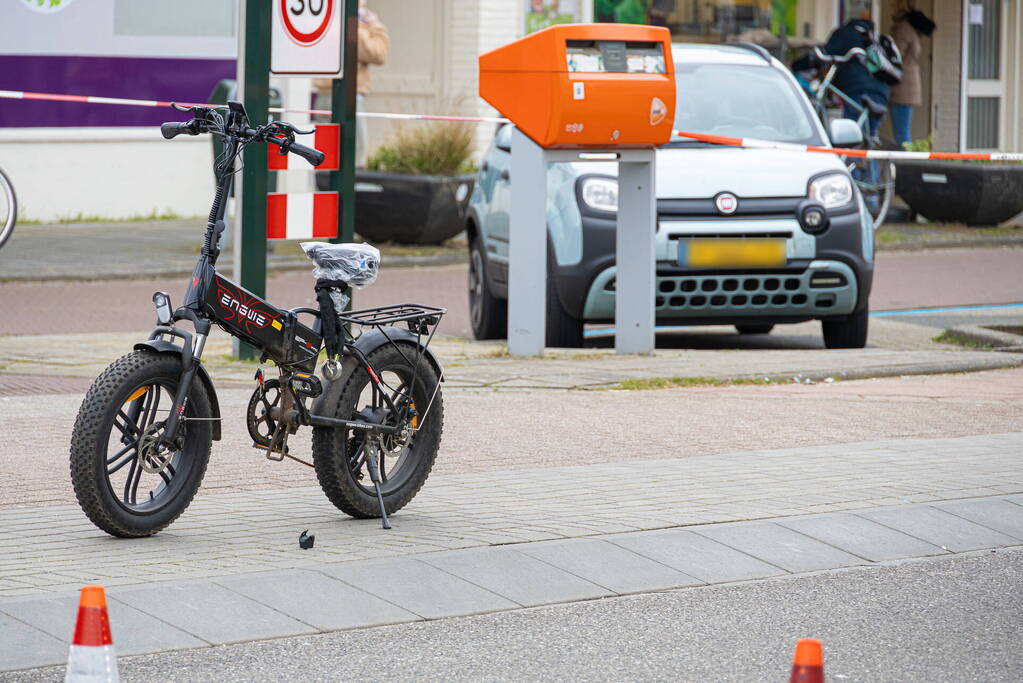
[301,242,381,288]
[859,95,888,117]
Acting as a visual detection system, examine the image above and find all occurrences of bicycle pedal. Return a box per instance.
[253,442,288,461]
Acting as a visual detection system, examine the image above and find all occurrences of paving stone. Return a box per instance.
[319,557,518,619]
[693,522,866,573]
[516,538,700,594]
[932,499,1023,541]
[419,546,612,606]
[110,582,316,645]
[778,513,948,562]
[215,570,419,631]
[0,613,66,673]
[0,593,206,656]
[857,506,1020,553]
[607,529,782,583]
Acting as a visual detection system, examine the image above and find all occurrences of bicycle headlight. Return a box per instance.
[580,177,618,212]
[808,173,853,209]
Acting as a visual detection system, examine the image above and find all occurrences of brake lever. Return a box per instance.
[272,121,315,136]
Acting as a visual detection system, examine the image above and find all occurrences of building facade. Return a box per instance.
[0,0,1019,221]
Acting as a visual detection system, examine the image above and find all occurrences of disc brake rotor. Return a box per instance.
[138,423,175,474]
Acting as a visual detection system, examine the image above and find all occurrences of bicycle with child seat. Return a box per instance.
[70,100,446,537]
[0,166,16,250]
[811,46,896,229]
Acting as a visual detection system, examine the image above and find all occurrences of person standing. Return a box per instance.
[822,0,889,138]
[889,9,935,148]
[314,0,390,167]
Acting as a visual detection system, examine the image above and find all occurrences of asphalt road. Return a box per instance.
[7,549,1018,682]
[2,247,1021,339]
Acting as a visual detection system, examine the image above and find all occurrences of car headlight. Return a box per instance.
[580,177,618,212]
[808,173,853,209]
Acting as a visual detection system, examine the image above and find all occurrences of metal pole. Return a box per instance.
[615,153,656,354]
[507,128,548,356]
[234,0,271,360]
[332,0,359,246]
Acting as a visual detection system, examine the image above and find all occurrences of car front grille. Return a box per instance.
[604,270,852,312]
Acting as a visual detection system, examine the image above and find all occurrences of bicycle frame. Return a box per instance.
[147,101,445,458]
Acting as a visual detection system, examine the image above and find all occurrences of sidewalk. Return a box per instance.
[0,217,1019,282]
[1,317,1021,394]
[0,219,464,282]
[1,431,1021,672]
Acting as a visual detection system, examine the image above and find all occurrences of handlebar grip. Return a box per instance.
[161,121,194,140]
[289,142,326,167]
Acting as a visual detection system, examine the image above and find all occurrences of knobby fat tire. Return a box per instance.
[70,350,213,537]
[311,343,444,519]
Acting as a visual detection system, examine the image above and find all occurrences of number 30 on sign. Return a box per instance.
[271,0,344,76]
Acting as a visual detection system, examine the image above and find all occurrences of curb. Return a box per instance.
[943,325,1023,352]
[0,251,466,283]
[877,236,1023,252]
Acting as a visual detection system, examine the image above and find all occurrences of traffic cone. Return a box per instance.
[789,638,824,683]
[65,585,119,683]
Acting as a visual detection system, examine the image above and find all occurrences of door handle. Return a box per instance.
[481,161,490,172]
[499,169,510,181]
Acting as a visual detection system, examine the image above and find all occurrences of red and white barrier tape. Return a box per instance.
[671,130,1023,162]
[3,88,1021,161]
[0,89,507,124]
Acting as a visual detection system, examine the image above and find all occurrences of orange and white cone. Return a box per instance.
[789,638,824,683]
[65,585,119,683]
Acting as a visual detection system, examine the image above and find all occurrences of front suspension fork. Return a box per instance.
[159,322,210,447]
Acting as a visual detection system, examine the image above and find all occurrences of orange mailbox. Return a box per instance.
[479,23,676,149]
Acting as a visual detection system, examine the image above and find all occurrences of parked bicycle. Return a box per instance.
[70,100,446,537]
[0,166,16,250]
[811,46,896,229]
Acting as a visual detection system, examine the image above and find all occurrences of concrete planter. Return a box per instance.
[319,170,474,244]
[894,160,1023,226]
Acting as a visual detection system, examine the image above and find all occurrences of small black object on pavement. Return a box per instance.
[299,530,315,549]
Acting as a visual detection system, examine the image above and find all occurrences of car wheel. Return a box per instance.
[546,267,584,348]
[468,236,507,340]
[822,307,869,349]
[735,324,774,335]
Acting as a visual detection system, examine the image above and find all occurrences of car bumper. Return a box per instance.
[562,205,872,324]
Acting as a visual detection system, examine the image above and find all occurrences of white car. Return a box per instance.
[466,43,875,348]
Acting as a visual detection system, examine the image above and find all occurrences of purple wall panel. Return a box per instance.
[0,55,236,127]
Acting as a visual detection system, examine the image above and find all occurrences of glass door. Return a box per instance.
[962,0,1009,150]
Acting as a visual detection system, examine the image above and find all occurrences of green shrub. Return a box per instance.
[367,122,475,175]
[902,135,932,152]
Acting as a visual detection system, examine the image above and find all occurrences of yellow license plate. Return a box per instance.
[679,238,787,268]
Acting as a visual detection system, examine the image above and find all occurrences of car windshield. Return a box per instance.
[670,62,823,146]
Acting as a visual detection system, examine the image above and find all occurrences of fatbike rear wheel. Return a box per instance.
[312,343,443,519]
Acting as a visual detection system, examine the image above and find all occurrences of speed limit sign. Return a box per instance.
[271,0,344,76]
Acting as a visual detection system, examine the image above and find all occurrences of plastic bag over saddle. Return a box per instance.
[300,242,381,288]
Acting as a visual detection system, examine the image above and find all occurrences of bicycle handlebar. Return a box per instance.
[814,46,866,63]
[161,115,324,166]
[160,120,197,140]
[287,141,325,167]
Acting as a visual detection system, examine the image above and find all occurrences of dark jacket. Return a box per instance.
[823,19,890,103]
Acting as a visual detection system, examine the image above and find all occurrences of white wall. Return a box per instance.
[0,129,215,221]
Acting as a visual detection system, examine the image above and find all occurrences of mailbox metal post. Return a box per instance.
[508,128,548,357]
[615,155,657,353]
[508,129,657,356]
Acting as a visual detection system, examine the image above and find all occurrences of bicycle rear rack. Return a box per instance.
[338,303,446,331]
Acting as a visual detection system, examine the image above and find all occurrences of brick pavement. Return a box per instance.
[0,431,1020,602]
[4,368,1023,509]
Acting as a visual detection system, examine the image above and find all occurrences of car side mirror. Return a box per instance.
[829,118,864,148]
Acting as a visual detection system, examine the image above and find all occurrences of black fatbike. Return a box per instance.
[70,101,445,537]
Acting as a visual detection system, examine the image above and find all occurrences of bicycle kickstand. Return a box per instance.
[363,439,391,530]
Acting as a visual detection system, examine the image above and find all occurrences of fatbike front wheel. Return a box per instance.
[70,350,212,537]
